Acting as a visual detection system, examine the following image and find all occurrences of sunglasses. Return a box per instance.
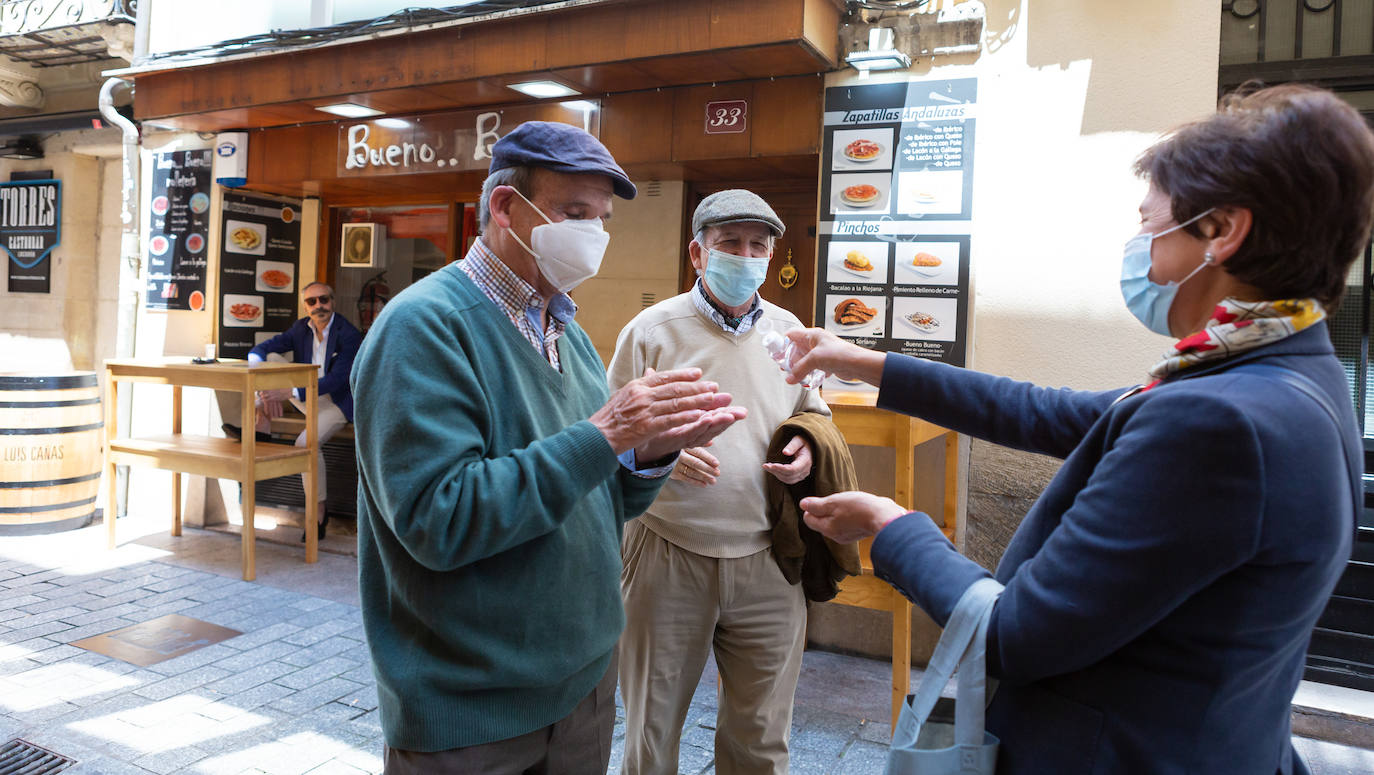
[305,294,332,307]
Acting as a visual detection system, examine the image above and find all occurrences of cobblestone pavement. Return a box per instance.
[1,512,1370,774]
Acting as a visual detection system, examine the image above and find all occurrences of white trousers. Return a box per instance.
[263,352,348,502]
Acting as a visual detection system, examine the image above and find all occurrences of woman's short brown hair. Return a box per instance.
[1135,83,1374,310]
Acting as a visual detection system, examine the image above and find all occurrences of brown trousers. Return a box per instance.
[618,519,806,775]
[382,656,617,775]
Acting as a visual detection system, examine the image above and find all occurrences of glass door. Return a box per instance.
[328,204,463,334]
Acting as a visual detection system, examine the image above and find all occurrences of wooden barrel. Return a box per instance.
[0,372,103,535]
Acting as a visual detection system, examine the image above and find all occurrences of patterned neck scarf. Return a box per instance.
[1147,298,1326,381]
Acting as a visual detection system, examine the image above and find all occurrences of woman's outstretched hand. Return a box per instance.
[800,491,909,543]
[783,328,886,387]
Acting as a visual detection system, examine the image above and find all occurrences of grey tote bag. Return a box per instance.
[885,577,1003,775]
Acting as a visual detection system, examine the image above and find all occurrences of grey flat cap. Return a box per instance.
[692,189,784,237]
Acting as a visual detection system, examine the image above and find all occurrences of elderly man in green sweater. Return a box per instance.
[351,122,745,775]
[609,190,831,775]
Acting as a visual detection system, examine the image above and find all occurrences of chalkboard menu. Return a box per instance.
[217,191,303,359]
[815,78,977,391]
[1,179,60,294]
[146,150,212,310]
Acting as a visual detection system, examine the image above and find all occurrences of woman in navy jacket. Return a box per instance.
[788,84,1371,773]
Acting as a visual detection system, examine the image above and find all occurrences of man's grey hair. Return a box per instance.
[479,165,535,233]
[301,280,333,296]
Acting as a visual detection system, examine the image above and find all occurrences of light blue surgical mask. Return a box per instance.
[703,248,769,308]
[1119,208,1216,336]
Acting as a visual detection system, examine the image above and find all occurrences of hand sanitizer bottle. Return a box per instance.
[757,319,825,389]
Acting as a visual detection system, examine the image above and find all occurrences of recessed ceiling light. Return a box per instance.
[375,118,410,129]
[315,102,384,118]
[508,80,579,99]
[559,100,598,112]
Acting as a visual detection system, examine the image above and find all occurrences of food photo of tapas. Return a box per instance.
[839,249,877,280]
[830,173,890,213]
[902,250,944,278]
[255,260,295,293]
[826,295,885,337]
[891,297,958,342]
[827,241,888,284]
[224,219,266,255]
[895,242,959,284]
[831,127,894,171]
[899,310,941,334]
[896,169,964,215]
[843,138,883,162]
[840,184,881,207]
[222,293,265,328]
[229,303,260,322]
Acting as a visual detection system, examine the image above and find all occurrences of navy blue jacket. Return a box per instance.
[870,322,1358,774]
[248,315,362,422]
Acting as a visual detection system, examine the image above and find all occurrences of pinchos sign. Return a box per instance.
[336,103,600,177]
[813,78,977,383]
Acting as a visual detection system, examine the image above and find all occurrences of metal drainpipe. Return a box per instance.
[99,76,139,520]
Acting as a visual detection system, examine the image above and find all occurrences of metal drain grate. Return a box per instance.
[0,738,76,774]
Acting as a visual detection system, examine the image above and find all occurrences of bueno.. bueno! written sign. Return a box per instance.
[336,103,600,177]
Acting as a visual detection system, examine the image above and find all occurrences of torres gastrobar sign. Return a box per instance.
[336,103,599,177]
[2,179,60,294]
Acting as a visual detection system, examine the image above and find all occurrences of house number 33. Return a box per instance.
[704,100,747,134]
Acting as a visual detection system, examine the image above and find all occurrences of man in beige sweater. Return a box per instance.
[607,190,830,775]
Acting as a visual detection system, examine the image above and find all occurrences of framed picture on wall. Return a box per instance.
[341,222,384,268]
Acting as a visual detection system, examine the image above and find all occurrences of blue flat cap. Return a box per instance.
[490,121,636,199]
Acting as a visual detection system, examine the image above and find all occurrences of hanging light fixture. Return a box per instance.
[845,27,911,72]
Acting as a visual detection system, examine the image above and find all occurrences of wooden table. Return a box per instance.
[103,359,319,580]
[825,390,959,728]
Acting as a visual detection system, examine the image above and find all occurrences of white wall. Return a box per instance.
[829,0,1220,388]
[146,1,483,57]
[0,130,124,373]
[147,1,313,57]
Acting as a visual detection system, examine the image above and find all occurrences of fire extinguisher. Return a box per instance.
[358,270,390,333]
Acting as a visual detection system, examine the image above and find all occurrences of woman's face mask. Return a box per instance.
[506,187,609,293]
[1119,207,1215,336]
[703,248,770,308]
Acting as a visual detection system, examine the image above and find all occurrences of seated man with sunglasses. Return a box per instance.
[247,280,363,541]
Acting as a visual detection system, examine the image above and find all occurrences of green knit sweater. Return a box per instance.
[351,262,666,751]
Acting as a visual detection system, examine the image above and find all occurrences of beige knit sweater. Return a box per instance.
[607,292,830,558]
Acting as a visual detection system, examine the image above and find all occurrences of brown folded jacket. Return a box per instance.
[766,412,862,602]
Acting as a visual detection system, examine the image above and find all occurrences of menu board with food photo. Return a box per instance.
[146,150,212,310]
[217,191,303,359]
[814,78,976,382]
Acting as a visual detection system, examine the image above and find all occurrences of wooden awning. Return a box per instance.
[122,0,843,134]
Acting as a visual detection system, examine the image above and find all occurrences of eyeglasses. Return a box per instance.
[305,294,332,307]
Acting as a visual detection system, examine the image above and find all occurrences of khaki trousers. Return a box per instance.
[619,519,806,775]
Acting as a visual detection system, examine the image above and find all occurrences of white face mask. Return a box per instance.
[506,187,609,293]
